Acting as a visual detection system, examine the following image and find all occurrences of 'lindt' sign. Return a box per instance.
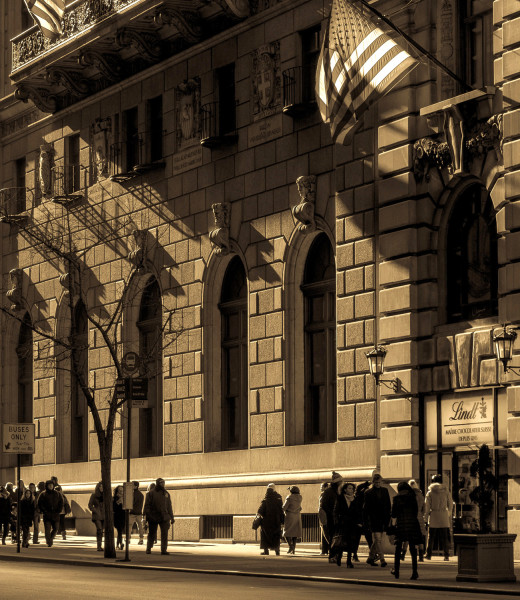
[441,394,493,446]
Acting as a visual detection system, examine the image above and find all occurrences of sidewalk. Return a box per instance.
[1,536,519,595]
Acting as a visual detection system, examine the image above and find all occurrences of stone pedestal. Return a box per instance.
[454,533,517,582]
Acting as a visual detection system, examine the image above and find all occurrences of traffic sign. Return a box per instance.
[115,378,127,399]
[2,424,36,454]
[130,378,148,408]
[122,352,140,375]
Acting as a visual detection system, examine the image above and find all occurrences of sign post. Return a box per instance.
[2,423,36,553]
[118,353,147,562]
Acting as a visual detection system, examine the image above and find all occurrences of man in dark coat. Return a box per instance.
[0,486,12,545]
[391,481,422,579]
[319,471,343,563]
[129,481,145,545]
[144,478,174,555]
[37,480,64,547]
[257,483,284,555]
[363,473,391,567]
[33,481,45,544]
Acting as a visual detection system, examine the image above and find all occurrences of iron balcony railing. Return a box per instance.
[282,66,318,118]
[51,164,89,201]
[110,131,165,181]
[0,187,33,218]
[200,101,238,148]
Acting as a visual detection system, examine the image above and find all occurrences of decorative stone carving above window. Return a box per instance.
[15,85,57,113]
[115,27,162,62]
[413,87,502,182]
[154,8,203,43]
[292,175,316,233]
[128,229,149,273]
[6,268,24,311]
[46,66,90,98]
[210,202,231,255]
[251,42,281,122]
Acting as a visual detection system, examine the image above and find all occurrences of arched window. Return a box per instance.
[71,301,88,462]
[137,277,162,457]
[17,313,33,466]
[219,256,248,450]
[447,184,498,322]
[301,234,336,443]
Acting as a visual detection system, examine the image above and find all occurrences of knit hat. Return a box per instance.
[267,483,276,490]
[331,471,343,484]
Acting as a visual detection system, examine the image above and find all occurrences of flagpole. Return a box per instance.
[355,0,473,93]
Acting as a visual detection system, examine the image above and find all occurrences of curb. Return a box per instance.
[0,554,518,595]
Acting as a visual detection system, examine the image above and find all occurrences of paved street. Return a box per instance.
[0,561,515,600]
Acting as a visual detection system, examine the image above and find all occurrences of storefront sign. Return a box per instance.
[441,392,494,446]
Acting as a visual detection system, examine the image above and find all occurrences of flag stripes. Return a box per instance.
[316,0,417,144]
[25,0,65,41]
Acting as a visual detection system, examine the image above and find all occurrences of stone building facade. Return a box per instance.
[1,0,520,554]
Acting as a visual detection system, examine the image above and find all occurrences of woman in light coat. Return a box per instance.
[283,486,302,554]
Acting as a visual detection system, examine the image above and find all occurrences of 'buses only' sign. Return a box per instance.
[2,423,36,454]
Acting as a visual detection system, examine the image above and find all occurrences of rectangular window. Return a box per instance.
[218,63,236,135]
[463,0,493,89]
[147,96,163,162]
[124,107,139,171]
[66,134,80,193]
[301,25,321,103]
[15,157,26,213]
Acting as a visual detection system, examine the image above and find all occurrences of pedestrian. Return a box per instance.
[257,483,284,556]
[401,479,426,562]
[5,482,16,503]
[363,473,391,567]
[282,485,302,554]
[144,478,174,555]
[424,474,452,561]
[318,482,329,555]
[129,481,145,545]
[113,485,125,550]
[319,471,343,563]
[390,481,422,580]
[352,481,373,562]
[0,486,11,545]
[33,481,45,544]
[144,482,155,540]
[54,485,71,540]
[37,479,63,547]
[16,480,26,501]
[88,481,104,552]
[20,489,35,548]
[332,482,362,568]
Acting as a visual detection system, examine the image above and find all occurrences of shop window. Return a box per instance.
[17,313,33,467]
[219,257,248,451]
[446,183,498,322]
[70,301,88,463]
[147,96,163,162]
[301,234,336,443]
[137,277,162,457]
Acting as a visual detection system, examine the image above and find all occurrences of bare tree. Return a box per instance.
[0,199,179,558]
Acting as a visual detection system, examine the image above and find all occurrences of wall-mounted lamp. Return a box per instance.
[365,345,400,392]
[493,325,518,373]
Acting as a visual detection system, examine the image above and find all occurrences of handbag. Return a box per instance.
[331,534,346,549]
[252,514,262,530]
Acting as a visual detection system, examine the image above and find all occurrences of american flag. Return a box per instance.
[25,0,66,41]
[316,0,418,144]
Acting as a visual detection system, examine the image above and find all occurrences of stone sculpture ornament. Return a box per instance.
[39,142,55,197]
[59,253,81,297]
[128,229,148,273]
[210,202,231,255]
[293,175,316,233]
[91,118,112,179]
[6,269,24,311]
[175,79,201,149]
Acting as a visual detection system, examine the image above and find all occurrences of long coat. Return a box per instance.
[88,486,104,522]
[37,484,64,520]
[391,490,423,545]
[20,497,35,528]
[333,494,362,551]
[424,483,452,528]
[257,489,284,550]
[413,488,427,536]
[282,493,302,538]
[113,498,125,531]
[144,488,174,524]
[319,483,340,543]
[363,485,391,533]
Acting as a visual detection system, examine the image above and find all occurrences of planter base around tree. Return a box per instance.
[454,533,517,582]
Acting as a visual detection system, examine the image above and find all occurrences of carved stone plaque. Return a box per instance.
[247,113,283,148]
[251,42,281,122]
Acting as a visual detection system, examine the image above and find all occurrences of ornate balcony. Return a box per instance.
[0,187,33,225]
[51,164,89,205]
[200,101,238,148]
[109,130,166,182]
[10,0,268,114]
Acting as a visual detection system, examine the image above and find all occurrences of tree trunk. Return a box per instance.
[100,440,116,558]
